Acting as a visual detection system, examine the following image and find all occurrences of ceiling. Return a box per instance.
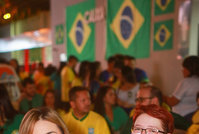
[0,0,50,26]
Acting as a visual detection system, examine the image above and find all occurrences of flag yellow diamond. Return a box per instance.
[156,0,171,11]
[155,24,171,47]
[69,13,91,54]
[110,0,144,49]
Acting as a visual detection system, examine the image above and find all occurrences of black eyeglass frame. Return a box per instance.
[135,97,153,102]
[131,127,166,134]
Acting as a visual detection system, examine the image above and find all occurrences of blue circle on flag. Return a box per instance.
[76,20,84,46]
[159,28,166,42]
[120,6,133,40]
[161,0,167,6]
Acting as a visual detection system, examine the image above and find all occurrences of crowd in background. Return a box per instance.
[0,54,199,134]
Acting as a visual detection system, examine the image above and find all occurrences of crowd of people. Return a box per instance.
[0,54,199,134]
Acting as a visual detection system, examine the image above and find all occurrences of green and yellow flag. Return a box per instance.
[106,0,151,59]
[155,0,175,15]
[154,19,173,51]
[55,24,64,45]
[66,0,95,61]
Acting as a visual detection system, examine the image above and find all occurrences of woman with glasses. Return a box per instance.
[131,104,174,134]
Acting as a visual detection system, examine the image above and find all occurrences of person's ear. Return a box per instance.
[70,101,75,109]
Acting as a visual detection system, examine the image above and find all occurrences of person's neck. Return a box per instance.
[26,95,33,100]
[104,103,113,111]
[122,82,136,89]
[73,110,88,120]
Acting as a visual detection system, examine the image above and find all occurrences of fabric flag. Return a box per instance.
[55,24,64,45]
[106,0,151,59]
[29,48,42,63]
[66,0,95,61]
[155,0,175,15]
[153,19,173,51]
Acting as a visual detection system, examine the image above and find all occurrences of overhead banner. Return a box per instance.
[66,0,95,61]
[154,0,175,15]
[106,0,151,59]
[153,19,174,51]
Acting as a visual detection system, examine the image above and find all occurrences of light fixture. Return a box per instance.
[3,13,11,20]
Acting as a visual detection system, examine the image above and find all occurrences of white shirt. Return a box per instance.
[172,76,199,116]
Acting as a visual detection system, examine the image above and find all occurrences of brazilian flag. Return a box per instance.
[153,19,173,51]
[55,24,64,45]
[106,0,151,59]
[66,0,95,61]
[155,0,175,15]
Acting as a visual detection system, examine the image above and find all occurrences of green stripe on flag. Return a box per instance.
[106,0,151,59]
[153,19,174,51]
[154,0,175,15]
[66,0,95,61]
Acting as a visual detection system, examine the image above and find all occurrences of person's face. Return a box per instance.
[182,67,190,78]
[113,67,122,80]
[33,120,62,134]
[25,83,36,97]
[72,60,77,68]
[71,91,91,115]
[45,92,55,108]
[136,88,152,106]
[103,88,116,106]
[132,113,165,134]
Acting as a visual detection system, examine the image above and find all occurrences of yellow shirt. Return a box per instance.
[61,66,75,102]
[62,111,111,134]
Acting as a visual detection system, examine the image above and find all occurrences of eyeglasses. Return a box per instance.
[131,127,166,134]
[135,97,153,103]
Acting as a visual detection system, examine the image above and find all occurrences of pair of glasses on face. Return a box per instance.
[131,127,166,134]
[135,97,153,103]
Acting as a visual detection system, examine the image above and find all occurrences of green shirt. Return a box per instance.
[105,106,128,131]
[20,94,43,113]
[0,114,23,134]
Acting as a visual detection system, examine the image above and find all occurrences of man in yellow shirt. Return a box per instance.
[62,86,111,134]
[61,55,78,102]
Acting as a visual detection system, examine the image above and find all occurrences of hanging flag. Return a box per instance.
[106,0,151,59]
[55,24,64,45]
[29,48,42,63]
[153,19,173,51]
[155,0,175,15]
[66,0,95,61]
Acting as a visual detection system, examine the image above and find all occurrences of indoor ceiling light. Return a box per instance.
[3,13,11,20]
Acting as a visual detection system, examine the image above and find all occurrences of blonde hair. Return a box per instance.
[19,107,69,134]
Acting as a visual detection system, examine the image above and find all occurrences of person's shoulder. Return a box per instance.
[181,76,199,84]
[15,114,24,121]
[34,93,43,98]
[113,106,124,112]
[134,68,145,72]
[89,111,105,119]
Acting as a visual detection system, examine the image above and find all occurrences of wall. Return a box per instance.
[50,0,186,95]
[189,0,199,55]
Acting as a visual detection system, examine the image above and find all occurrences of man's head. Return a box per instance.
[135,86,162,106]
[107,56,115,72]
[68,55,78,68]
[23,77,36,98]
[124,55,136,69]
[69,86,91,116]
